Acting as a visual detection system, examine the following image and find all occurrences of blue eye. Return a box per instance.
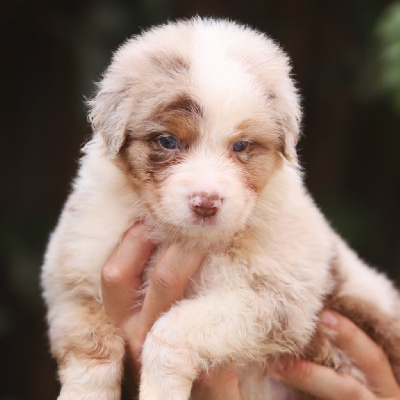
[232,141,249,152]
[159,135,179,150]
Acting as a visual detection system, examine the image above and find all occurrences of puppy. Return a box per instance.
[41,17,400,400]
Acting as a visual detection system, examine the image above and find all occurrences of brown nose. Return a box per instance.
[189,192,222,217]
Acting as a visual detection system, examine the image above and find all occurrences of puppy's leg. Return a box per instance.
[139,291,279,400]
[48,299,125,400]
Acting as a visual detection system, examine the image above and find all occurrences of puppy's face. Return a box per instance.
[122,93,283,240]
[89,20,301,241]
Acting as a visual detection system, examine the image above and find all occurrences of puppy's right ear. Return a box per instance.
[87,79,131,157]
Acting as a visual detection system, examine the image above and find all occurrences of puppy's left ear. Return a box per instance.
[87,78,131,157]
[278,110,301,164]
[272,82,302,164]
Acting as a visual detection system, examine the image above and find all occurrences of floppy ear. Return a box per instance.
[278,109,301,164]
[256,40,302,164]
[87,79,131,157]
[270,79,302,164]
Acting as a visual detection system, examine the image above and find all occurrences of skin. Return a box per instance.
[101,223,400,400]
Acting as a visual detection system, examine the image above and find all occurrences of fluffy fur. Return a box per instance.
[41,18,400,400]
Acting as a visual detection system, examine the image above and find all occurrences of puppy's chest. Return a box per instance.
[139,244,255,301]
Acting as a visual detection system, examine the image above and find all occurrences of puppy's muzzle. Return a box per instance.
[189,192,222,218]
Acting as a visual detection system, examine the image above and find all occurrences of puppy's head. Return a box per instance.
[88,18,302,242]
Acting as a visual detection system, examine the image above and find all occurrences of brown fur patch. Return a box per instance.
[235,119,280,149]
[119,94,202,187]
[148,53,190,77]
[249,273,269,293]
[150,94,202,148]
[160,94,203,116]
[157,113,199,148]
[230,120,282,193]
[56,300,124,365]
[117,140,152,190]
[274,115,299,160]
[237,145,281,193]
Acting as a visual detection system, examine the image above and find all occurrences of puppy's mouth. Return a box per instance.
[190,213,219,227]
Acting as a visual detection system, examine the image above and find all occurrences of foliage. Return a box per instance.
[364,1,400,113]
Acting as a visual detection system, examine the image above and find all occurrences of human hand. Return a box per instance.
[101,223,242,399]
[272,310,400,400]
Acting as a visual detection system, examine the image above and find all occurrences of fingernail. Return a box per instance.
[320,310,338,328]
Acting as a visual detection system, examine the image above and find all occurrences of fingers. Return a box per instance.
[272,310,400,400]
[272,359,373,400]
[320,310,399,397]
[102,224,205,361]
[101,223,155,326]
[137,243,205,341]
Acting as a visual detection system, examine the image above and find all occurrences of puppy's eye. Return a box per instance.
[159,135,179,150]
[232,141,249,152]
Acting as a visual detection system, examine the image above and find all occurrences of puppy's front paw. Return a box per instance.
[57,357,122,400]
[139,329,200,400]
[57,387,120,400]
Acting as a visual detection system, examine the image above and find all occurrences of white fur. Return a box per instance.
[42,18,400,400]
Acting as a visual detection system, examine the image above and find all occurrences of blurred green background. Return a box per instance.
[1,0,399,399]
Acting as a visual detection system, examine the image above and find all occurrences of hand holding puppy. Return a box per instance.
[272,310,400,400]
[102,224,400,400]
[101,224,241,399]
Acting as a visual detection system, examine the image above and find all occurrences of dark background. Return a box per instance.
[1,0,399,399]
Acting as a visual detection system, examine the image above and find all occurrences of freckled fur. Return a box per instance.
[42,18,400,400]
